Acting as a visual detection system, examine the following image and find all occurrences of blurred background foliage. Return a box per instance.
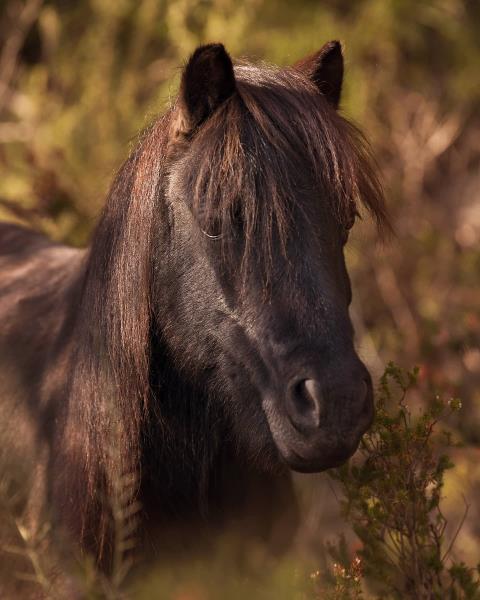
[0,0,479,596]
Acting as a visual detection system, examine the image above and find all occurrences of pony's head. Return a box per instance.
[118,42,385,478]
[150,42,387,473]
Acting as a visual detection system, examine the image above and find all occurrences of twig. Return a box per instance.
[441,495,470,562]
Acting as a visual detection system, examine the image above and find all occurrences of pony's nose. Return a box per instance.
[286,374,370,433]
[286,377,324,431]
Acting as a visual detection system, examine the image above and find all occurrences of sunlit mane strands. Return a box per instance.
[63,114,174,555]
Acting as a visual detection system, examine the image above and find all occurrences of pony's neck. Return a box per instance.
[141,331,226,512]
[140,333,298,552]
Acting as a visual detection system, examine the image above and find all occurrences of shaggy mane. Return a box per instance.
[183,63,388,267]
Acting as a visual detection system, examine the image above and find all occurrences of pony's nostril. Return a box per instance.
[289,378,323,429]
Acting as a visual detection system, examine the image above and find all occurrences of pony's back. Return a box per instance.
[0,222,84,486]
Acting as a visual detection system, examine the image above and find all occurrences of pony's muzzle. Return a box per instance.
[263,360,374,473]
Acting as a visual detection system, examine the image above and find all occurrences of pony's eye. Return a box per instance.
[341,205,358,244]
[196,203,223,239]
[340,220,355,245]
[201,216,223,239]
[197,204,243,240]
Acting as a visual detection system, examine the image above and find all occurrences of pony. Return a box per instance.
[0,41,387,568]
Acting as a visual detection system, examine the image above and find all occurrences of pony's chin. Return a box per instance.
[277,442,358,473]
[267,422,363,473]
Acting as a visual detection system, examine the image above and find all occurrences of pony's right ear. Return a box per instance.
[177,43,236,135]
[294,41,344,109]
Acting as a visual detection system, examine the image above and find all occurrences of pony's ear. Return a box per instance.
[178,43,236,134]
[294,41,344,109]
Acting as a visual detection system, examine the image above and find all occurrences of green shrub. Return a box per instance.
[323,363,480,600]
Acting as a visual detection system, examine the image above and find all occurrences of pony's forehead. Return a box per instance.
[165,58,386,234]
[233,62,312,88]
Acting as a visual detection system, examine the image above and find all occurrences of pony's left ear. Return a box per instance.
[177,43,236,134]
[294,41,344,109]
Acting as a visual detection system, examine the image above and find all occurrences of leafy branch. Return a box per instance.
[321,363,480,600]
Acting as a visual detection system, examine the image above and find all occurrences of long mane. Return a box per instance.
[58,113,173,556]
[61,61,387,556]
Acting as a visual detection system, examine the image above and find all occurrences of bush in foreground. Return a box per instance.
[1,363,479,599]
[322,363,480,600]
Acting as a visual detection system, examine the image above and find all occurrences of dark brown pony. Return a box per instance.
[0,42,387,566]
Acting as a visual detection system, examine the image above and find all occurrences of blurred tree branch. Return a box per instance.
[0,0,43,113]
